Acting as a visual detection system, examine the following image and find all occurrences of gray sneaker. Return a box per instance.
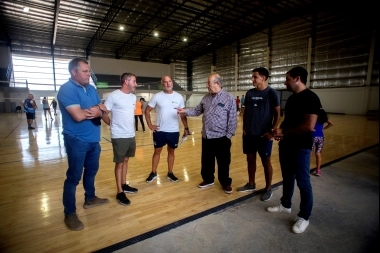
[64,213,84,231]
[83,196,109,209]
[237,183,256,192]
[261,189,273,201]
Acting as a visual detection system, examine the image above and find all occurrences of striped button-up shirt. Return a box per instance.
[186,89,237,139]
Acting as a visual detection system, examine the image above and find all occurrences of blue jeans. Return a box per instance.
[279,141,313,220]
[63,134,101,215]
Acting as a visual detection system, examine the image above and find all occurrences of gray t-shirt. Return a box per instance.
[243,86,280,136]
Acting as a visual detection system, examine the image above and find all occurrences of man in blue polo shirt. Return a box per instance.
[57,58,109,231]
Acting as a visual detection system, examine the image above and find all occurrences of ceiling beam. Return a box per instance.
[116,0,187,59]
[86,0,127,58]
[51,0,60,49]
[140,0,250,62]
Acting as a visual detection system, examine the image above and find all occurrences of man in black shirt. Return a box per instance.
[268,66,321,234]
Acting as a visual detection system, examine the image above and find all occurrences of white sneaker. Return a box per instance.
[266,204,291,213]
[292,217,309,234]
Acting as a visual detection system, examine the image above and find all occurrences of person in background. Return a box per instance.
[312,108,333,176]
[236,95,241,112]
[21,93,37,130]
[134,98,146,132]
[268,66,321,234]
[42,97,53,120]
[240,95,245,115]
[238,67,280,202]
[51,98,58,115]
[57,57,109,231]
[144,75,189,183]
[177,73,237,194]
[103,73,139,206]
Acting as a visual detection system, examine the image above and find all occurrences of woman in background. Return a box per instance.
[42,97,53,120]
[312,109,333,176]
[134,98,146,132]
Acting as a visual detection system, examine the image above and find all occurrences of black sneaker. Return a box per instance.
[146,172,157,183]
[123,184,138,193]
[28,126,35,130]
[261,189,273,201]
[116,192,130,205]
[167,172,179,182]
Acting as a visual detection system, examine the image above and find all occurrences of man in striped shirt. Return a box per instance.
[177,73,237,194]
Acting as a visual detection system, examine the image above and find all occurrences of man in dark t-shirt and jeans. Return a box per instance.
[268,66,321,234]
[238,67,280,202]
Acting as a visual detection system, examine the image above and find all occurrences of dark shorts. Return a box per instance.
[242,134,273,158]
[43,108,50,111]
[111,137,136,163]
[26,112,35,120]
[153,131,180,149]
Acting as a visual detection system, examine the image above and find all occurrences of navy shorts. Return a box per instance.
[25,112,35,120]
[242,134,273,158]
[153,131,180,149]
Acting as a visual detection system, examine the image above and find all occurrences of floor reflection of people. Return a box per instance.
[45,118,52,144]
[27,129,39,161]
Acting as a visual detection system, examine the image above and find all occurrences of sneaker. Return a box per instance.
[267,204,291,213]
[123,184,138,193]
[167,172,179,182]
[198,181,214,188]
[28,126,35,130]
[292,217,309,234]
[224,185,232,194]
[237,183,256,192]
[83,196,109,209]
[261,189,273,201]
[146,172,157,183]
[64,213,84,231]
[315,170,321,176]
[116,192,131,206]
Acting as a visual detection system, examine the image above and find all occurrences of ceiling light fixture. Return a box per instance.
[119,26,125,31]
[183,37,187,42]
[78,18,82,23]
[154,31,158,37]
[23,7,29,12]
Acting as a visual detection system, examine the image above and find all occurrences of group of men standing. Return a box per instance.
[58,57,320,235]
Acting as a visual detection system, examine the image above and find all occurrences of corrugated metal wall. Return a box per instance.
[270,17,311,89]
[182,12,378,93]
[174,60,188,90]
[192,55,212,92]
[239,30,268,91]
[215,45,236,92]
[312,13,372,88]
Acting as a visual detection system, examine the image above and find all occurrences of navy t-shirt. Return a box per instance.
[280,89,321,148]
[244,87,280,136]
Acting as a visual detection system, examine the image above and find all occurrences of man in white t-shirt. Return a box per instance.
[102,73,138,206]
[144,75,189,183]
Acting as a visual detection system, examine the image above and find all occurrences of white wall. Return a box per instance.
[89,57,171,77]
[313,86,379,115]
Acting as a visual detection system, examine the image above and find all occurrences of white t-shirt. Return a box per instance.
[104,89,136,138]
[148,91,185,132]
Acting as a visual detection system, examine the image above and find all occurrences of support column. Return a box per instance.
[306,37,312,88]
[362,29,376,115]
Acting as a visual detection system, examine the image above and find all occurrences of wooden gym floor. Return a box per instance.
[0,111,378,252]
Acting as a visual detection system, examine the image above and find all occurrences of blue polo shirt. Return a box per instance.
[57,79,101,142]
